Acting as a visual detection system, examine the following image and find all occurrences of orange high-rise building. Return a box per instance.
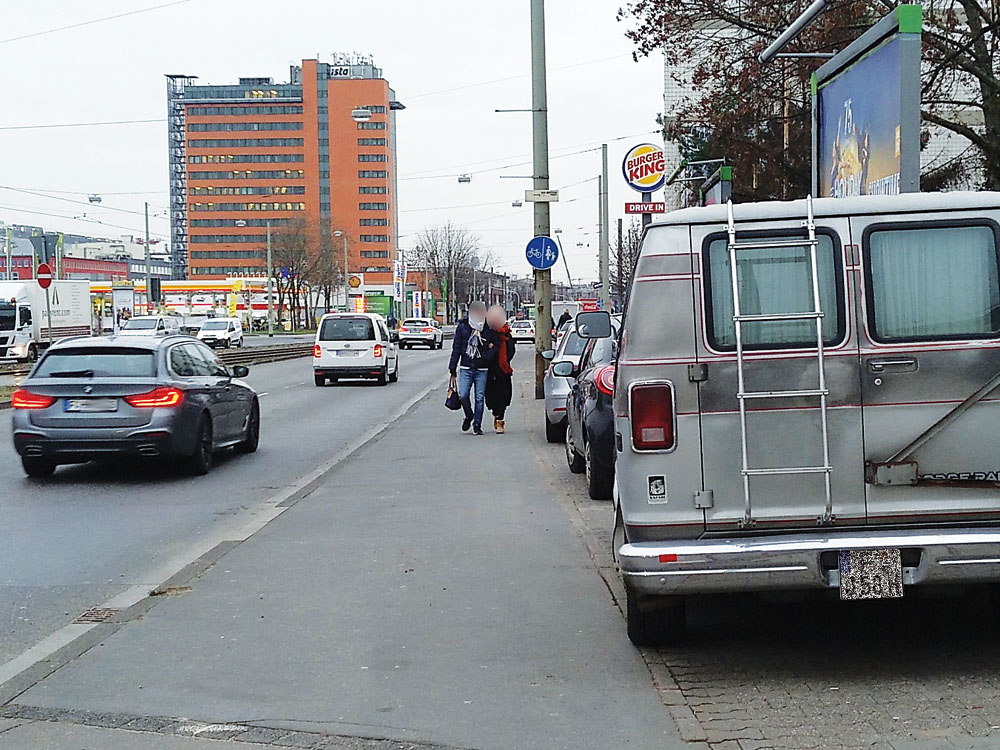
[166,56,403,290]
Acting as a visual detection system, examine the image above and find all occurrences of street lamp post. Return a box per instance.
[334,230,349,311]
[266,220,274,337]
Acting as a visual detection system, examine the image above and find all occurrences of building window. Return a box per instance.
[320,202,331,212]
[361,250,390,258]
[188,138,304,148]
[357,138,387,146]
[188,154,304,164]
[188,122,304,132]
[359,186,387,194]
[359,202,388,210]
[365,105,387,114]
[317,138,329,146]
[187,105,304,116]
[360,235,389,243]
[189,186,305,196]
[189,234,268,244]
[358,154,387,163]
[317,106,328,114]
[191,250,264,259]
[357,121,386,130]
[190,218,291,227]
[190,202,306,211]
[189,169,305,179]
[358,170,387,178]
[360,218,388,226]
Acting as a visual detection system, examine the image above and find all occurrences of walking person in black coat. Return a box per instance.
[448,301,499,436]
[485,305,515,434]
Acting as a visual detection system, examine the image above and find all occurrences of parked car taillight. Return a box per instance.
[630,382,675,451]
[125,387,183,408]
[313,344,322,358]
[595,365,616,396]
[374,344,384,358]
[11,390,56,410]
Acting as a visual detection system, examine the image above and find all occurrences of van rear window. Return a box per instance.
[864,222,1000,342]
[704,231,843,350]
[319,317,375,341]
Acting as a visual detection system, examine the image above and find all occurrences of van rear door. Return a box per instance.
[857,216,1000,524]
[696,218,867,531]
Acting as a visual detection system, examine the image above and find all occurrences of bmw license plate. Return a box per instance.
[65,398,118,413]
[838,548,903,600]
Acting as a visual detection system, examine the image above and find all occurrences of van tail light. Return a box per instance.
[313,344,322,358]
[373,344,384,358]
[630,382,675,451]
[124,387,183,408]
[11,390,56,410]
[595,365,616,396]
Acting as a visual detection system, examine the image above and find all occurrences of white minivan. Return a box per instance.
[197,317,244,348]
[313,313,399,386]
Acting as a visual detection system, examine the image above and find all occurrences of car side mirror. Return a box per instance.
[231,364,250,378]
[541,349,555,361]
[575,311,612,339]
[552,361,575,378]
[390,331,399,343]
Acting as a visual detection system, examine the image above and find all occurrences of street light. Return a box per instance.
[334,230,349,311]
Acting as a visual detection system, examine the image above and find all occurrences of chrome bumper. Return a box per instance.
[619,528,1000,595]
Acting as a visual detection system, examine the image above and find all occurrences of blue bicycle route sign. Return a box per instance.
[525,235,559,270]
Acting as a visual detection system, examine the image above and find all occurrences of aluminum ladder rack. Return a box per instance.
[726,196,834,528]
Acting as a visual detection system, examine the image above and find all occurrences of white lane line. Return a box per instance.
[0,372,447,698]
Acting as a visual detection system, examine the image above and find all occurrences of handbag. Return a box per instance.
[445,377,462,410]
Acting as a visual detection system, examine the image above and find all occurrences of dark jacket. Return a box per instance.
[449,318,500,375]
[488,331,516,379]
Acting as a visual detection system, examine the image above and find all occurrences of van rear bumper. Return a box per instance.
[619,528,1000,595]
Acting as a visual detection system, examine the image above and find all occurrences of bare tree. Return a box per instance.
[409,222,483,323]
[611,218,643,306]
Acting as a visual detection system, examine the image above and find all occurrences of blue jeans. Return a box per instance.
[458,367,488,427]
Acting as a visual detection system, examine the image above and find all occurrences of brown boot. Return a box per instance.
[496,419,505,434]
[493,417,499,431]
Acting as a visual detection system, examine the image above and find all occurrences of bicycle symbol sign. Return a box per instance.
[525,235,558,270]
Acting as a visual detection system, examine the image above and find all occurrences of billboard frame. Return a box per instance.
[810,4,922,197]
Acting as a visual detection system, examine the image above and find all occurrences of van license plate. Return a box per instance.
[337,350,362,357]
[838,548,903,600]
[65,398,118,413]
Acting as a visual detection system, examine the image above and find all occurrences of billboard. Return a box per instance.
[812,5,921,198]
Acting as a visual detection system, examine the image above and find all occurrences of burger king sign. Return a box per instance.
[622,143,667,193]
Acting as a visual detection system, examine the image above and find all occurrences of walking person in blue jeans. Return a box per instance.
[449,301,499,436]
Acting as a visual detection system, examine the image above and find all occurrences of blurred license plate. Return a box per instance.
[838,548,903,600]
[337,350,362,357]
[65,398,118,413]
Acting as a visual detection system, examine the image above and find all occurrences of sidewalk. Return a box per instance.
[1,369,684,750]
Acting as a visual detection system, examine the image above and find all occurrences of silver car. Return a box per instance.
[541,327,587,442]
[11,335,259,477]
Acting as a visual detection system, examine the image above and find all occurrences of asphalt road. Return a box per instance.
[0,348,451,668]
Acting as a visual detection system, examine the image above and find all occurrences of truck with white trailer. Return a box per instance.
[0,280,92,362]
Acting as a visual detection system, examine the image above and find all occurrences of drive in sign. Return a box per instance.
[623,143,666,193]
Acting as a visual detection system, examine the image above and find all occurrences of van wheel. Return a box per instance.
[314,373,326,387]
[545,417,566,443]
[186,416,213,476]
[237,337,244,348]
[22,456,55,478]
[565,420,585,474]
[626,586,686,647]
[586,440,613,500]
[377,365,388,386]
[389,360,399,383]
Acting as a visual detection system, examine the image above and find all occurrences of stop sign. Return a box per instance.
[36,263,53,289]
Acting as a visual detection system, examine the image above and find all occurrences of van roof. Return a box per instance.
[649,191,1000,228]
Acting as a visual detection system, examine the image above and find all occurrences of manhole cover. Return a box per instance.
[73,608,121,624]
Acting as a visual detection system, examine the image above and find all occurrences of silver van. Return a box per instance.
[599,191,1000,646]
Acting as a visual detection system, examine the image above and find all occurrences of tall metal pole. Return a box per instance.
[266,220,274,337]
[531,0,551,399]
[4,228,10,281]
[144,202,152,313]
[599,144,610,311]
[343,235,350,312]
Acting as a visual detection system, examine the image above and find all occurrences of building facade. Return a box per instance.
[167,55,403,284]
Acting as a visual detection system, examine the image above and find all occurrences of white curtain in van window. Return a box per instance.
[709,237,838,348]
[868,226,1000,340]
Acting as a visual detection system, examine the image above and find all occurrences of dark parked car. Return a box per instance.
[11,335,259,477]
[554,314,619,500]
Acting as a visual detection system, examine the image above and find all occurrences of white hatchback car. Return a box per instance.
[197,317,244,348]
[398,318,443,349]
[313,313,399,386]
[510,319,535,342]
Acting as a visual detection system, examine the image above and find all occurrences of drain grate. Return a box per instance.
[73,607,121,624]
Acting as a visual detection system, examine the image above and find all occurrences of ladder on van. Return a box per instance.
[726,196,834,528]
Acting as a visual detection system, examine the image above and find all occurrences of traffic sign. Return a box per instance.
[591,281,603,289]
[525,236,559,271]
[524,189,560,203]
[36,263,53,289]
[625,201,667,214]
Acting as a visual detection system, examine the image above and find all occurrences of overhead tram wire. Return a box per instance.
[0,118,165,131]
[0,204,170,240]
[0,0,194,44]
[0,186,158,219]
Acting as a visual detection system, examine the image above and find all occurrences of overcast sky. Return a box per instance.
[0,1,663,283]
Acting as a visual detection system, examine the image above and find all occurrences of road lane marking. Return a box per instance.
[0,372,447,704]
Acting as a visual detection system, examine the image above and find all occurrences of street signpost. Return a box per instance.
[525,235,559,271]
[37,262,53,344]
[525,189,559,203]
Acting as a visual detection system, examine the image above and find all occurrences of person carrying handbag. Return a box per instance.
[448,301,499,436]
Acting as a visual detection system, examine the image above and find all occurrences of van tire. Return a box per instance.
[586,440,613,500]
[545,417,566,443]
[377,365,388,386]
[314,373,326,387]
[389,359,399,383]
[565,420,585,474]
[626,586,686,647]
